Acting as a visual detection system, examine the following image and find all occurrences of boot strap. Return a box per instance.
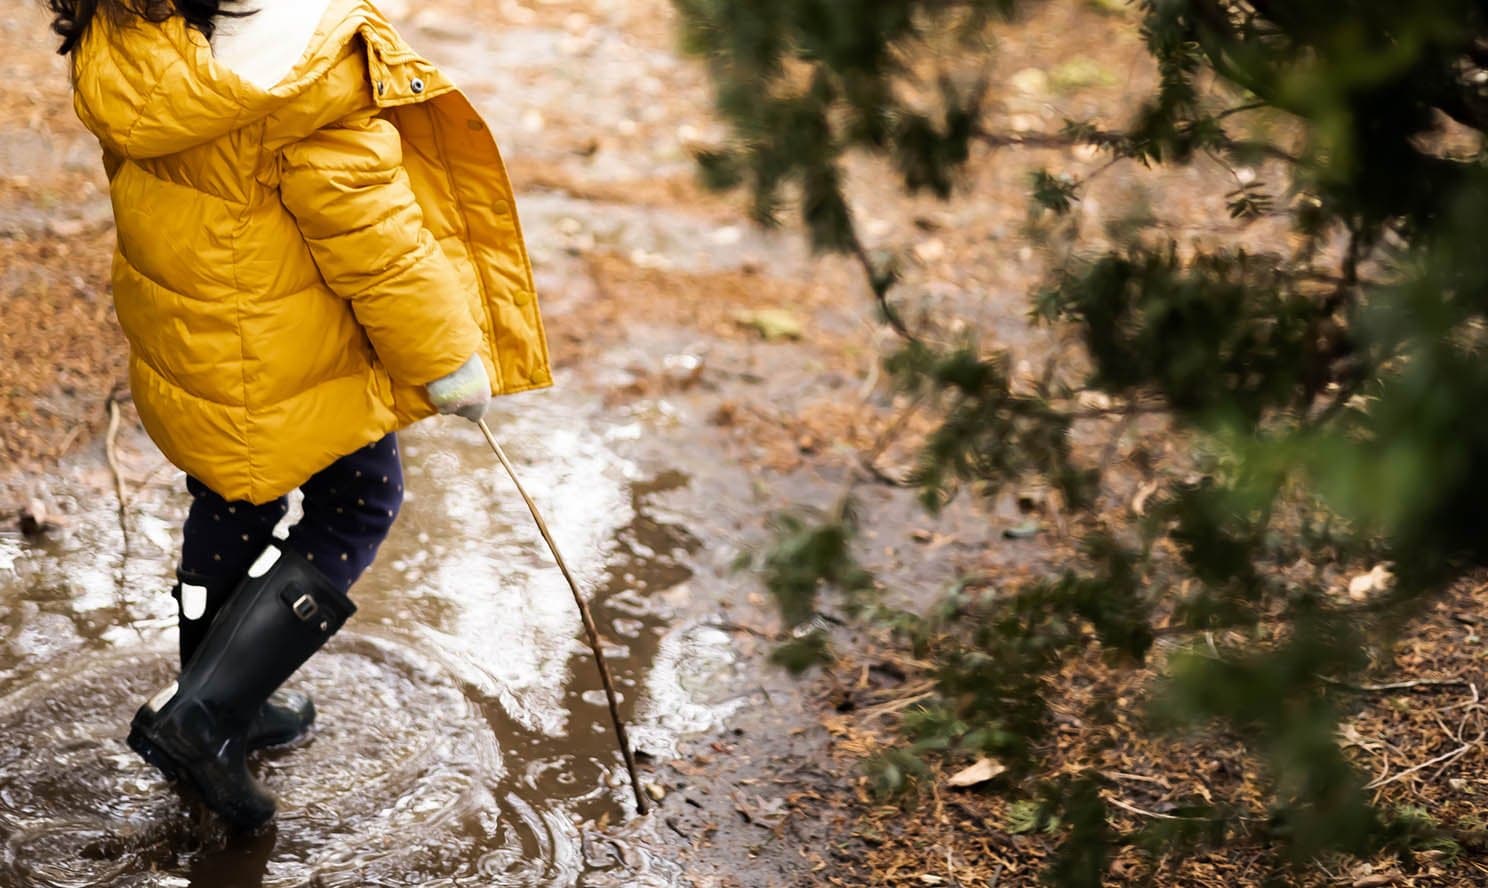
[281,585,330,632]
[279,583,354,635]
[264,546,357,634]
[291,594,319,622]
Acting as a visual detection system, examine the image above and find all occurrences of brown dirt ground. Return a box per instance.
[0,17,121,474]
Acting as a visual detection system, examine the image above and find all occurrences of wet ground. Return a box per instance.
[0,387,763,886]
[0,0,853,879]
[0,0,1171,884]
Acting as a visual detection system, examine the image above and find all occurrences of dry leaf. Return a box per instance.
[1131,480,1159,516]
[946,758,1007,788]
[1347,564,1395,600]
[733,308,804,341]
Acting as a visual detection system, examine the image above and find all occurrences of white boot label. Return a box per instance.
[147,681,178,713]
[181,584,208,621]
[247,546,282,579]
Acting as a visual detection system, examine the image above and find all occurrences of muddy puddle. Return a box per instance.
[0,390,744,886]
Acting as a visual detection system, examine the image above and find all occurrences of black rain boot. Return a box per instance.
[175,570,317,748]
[130,543,356,830]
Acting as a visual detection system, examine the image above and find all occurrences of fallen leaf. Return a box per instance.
[734,308,804,341]
[912,238,947,263]
[1347,564,1394,600]
[1050,58,1118,91]
[947,758,1007,788]
[1131,480,1159,516]
[1009,67,1049,97]
[1003,521,1042,540]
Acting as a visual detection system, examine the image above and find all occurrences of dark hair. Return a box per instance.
[49,0,251,55]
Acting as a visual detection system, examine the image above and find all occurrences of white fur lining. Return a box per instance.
[211,0,335,91]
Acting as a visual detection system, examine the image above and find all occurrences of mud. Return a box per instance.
[0,0,1047,883]
[0,385,767,886]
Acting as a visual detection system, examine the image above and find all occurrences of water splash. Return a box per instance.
[0,390,728,885]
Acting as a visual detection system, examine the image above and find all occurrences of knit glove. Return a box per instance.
[426,354,491,422]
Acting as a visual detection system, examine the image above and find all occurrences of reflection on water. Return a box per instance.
[0,392,737,886]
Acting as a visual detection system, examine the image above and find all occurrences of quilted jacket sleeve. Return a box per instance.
[278,109,483,387]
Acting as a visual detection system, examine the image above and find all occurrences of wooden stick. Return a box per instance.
[106,397,149,641]
[476,419,649,815]
[105,397,134,591]
[105,398,130,556]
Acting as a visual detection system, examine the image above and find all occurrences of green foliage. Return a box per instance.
[1044,777,1112,887]
[680,0,1488,880]
[1378,805,1462,864]
[745,506,875,673]
[673,0,1017,251]
[1031,169,1081,216]
[1005,798,1052,835]
[866,747,934,797]
[885,340,1094,512]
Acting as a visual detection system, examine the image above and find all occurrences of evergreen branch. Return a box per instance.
[975,124,1296,166]
[850,236,920,343]
[1212,100,1268,120]
[1222,138,1298,165]
[974,131,1111,150]
[858,392,928,487]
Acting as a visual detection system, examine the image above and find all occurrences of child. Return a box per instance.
[52,0,551,830]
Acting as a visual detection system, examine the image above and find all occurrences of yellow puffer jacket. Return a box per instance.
[71,0,552,504]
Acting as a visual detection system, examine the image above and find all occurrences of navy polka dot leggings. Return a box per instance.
[180,434,404,594]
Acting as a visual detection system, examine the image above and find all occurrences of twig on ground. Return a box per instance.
[863,679,938,702]
[105,397,131,578]
[1439,681,1482,712]
[105,396,147,641]
[53,423,86,460]
[1319,675,1470,693]
[859,690,937,719]
[701,619,782,641]
[1429,733,1484,785]
[1103,794,1193,822]
[1366,739,1480,790]
[1102,770,1173,789]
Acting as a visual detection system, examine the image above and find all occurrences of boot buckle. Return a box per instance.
[291,594,319,622]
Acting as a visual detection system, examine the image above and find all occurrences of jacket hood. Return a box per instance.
[71,0,377,159]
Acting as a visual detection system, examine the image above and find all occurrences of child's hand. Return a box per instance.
[426,354,492,422]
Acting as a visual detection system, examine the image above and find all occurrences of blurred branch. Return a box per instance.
[974,131,1111,150]
[858,393,928,487]
[850,236,919,343]
[1213,100,1268,120]
[975,126,1296,165]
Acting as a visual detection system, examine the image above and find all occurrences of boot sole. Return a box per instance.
[127,713,274,832]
